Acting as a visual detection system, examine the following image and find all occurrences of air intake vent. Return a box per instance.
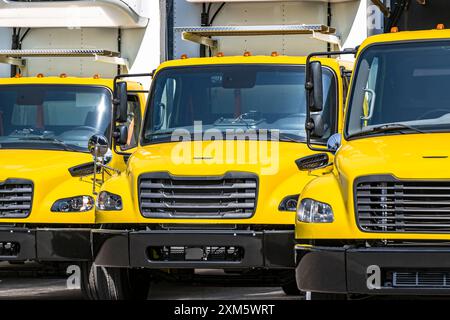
[138,172,258,219]
[355,176,450,233]
[393,271,450,288]
[0,180,33,219]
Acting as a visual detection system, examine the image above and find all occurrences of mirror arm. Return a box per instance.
[113,72,154,90]
[113,136,132,157]
[92,156,121,195]
[305,49,358,153]
[112,72,154,157]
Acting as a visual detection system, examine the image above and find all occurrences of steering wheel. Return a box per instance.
[417,109,450,120]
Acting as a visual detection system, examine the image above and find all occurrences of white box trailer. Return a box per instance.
[0,0,391,80]
[0,0,163,88]
[169,0,380,60]
[0,0,442,80]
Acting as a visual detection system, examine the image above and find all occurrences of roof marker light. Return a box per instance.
[390,26,399,33]
[216,52,224,57]
[93,74,100,79]
[244,51,251,57]
[437,24,446,30]
[271,51,279,57]
[37,73,44,78]
[181,54,188,59]
[60,73,67,78]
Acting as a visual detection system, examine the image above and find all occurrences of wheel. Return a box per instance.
[80,262,103,300]
[305,291,347,300]
[282,280,301,296]
[87,265,152,300]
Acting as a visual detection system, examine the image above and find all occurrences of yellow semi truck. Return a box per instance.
[86,51,350,299]
[0,50,146,299]
[296,27,450,299]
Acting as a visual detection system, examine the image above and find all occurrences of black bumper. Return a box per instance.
[0,227,92,262]
[296,245,450,295]
[93,229,295,269]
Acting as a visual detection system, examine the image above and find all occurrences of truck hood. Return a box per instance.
[0,149,92,181]
[128,140,314,178]
[121,140,319,224]
[337,133,450,180]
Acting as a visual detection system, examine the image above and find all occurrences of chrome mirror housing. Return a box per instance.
[88,135,109,158]
[327,133,342,154]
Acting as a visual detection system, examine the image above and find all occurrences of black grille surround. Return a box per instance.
[138,172,258,219]
[0,179,33,219]
[355,175,450,234]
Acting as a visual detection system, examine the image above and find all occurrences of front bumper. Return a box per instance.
[0,227,92,262]
[93,228,295,269]
[296,244,450,295]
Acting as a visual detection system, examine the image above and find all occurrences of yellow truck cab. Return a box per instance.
[0,52,146,288]
[87,53,349,299]
[296,27,450,299]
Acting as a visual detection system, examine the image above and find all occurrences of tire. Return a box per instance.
[80,262,102,300]
[94,266,152,300]
[306,291,347,300]
[282,280,301,296]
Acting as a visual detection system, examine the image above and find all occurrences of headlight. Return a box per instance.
[51,196,94,212]
[96,191,122,211]
[297,198,334,223]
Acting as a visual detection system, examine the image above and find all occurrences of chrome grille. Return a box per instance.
[393,271,450,288]
[0,180,33,219]
[139,172,258,219]
[356,176,450,233]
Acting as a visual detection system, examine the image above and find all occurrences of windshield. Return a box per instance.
[0,85,112,152]
[143,65,336,143]
[346,41,450,138]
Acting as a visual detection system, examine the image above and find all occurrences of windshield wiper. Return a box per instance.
[278,133,303,143]
[349,123,425,139]
[18,137,80,152]
[144,131,178,141]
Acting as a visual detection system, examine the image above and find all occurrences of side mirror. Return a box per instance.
[88,135,109,158]
[306,61,324,112]
[327,133,342,154]
[114,82,128,123]
[296,153,330,171]
[114,125,129,146]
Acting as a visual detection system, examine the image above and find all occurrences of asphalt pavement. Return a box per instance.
[0,262,301,300]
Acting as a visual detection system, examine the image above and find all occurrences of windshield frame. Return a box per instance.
[344,39,450,141]
[140,64,339,146]
[0,84,114,153]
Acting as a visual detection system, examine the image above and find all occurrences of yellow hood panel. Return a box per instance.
[129,140,309,177]
[0,149,92,180]
[338,133,450,180]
